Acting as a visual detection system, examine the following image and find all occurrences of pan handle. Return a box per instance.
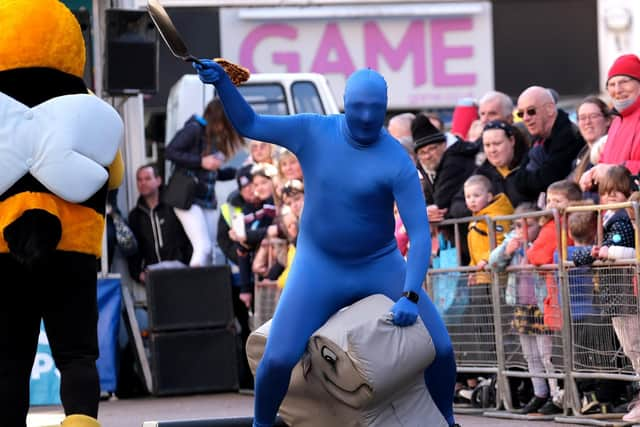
[185,55,204,66]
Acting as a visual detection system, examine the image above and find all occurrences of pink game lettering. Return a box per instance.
[238,18,477,87]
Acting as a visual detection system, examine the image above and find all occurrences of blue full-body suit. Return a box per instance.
[195,62,456,427]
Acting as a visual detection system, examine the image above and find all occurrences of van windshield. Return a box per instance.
[238,84,288,115]
[292,81,325,114]
[237,81,326,115]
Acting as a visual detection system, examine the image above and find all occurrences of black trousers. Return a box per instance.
[236,244,255,293]
[0,252,100,427]
[231,284,253,389]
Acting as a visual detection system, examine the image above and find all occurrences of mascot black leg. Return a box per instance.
[44,252,100,417]
[0,252,100,426]
[0,254,42,427]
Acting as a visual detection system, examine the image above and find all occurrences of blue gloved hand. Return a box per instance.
[192,59,224,84]
[390,296,419,326]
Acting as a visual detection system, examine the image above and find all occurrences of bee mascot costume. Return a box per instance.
[0,1,124,426]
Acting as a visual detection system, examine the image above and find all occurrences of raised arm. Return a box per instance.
[193,60,305,153]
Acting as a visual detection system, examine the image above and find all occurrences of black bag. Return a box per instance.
[163,168,198,210]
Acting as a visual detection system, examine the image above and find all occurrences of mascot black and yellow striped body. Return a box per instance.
[0,2,123,426]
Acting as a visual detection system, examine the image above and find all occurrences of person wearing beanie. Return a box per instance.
[0,1,126,426]
[580,53,640,192]
[236,163,254,191]
[218,164,257,267]
[215,163,261,390]
[413,114,446,211]
[412,114,477,223]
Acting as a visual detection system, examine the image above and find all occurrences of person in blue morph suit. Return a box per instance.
[194,61,457,427]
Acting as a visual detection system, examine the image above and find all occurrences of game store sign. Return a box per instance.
[220,2,494,108]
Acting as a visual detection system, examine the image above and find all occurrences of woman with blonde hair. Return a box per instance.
[166,98,244,266]
[248,139,277,165]
[273,149,303,204]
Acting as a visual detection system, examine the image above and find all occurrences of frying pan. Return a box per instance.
[147,0,203,65]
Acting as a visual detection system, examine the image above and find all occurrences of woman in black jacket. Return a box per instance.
[449,121,532,218]
[165,99,244,266]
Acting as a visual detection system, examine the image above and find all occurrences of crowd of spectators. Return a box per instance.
[389,53,640,422]
[108,52,640,420]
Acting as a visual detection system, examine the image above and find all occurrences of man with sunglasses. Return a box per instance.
[513,86,584,203]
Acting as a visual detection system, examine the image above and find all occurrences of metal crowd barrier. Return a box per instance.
[252,280,280,331]
[251,237,287,330]
[426,215,501,413]
[245,203,640,424]
[428,203,640,424]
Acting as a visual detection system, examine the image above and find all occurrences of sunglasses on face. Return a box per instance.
[516,107,537,119]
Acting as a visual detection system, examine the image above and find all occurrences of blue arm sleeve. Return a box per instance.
[394,160,431,295]
[210,70,309,154]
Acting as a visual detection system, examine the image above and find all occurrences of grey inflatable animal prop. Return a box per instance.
[246,294,448,427]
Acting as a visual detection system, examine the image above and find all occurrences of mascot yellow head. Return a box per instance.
[0,0,85,77]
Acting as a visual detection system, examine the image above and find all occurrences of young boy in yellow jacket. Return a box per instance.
[464,174,514,284]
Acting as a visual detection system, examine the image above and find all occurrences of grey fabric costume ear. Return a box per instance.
[246,294,448,427]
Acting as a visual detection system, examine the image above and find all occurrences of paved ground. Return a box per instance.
[26,392,597,427]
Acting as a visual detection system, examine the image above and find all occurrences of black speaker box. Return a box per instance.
[150,328,239,396]
[146,265,234,332]
[105,9,158,95]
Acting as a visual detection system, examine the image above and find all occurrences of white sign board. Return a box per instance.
[220,2,494,109]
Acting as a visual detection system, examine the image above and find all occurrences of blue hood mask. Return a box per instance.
[343,68,388,146]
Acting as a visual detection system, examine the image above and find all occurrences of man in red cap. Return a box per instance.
[580,53,640,191]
